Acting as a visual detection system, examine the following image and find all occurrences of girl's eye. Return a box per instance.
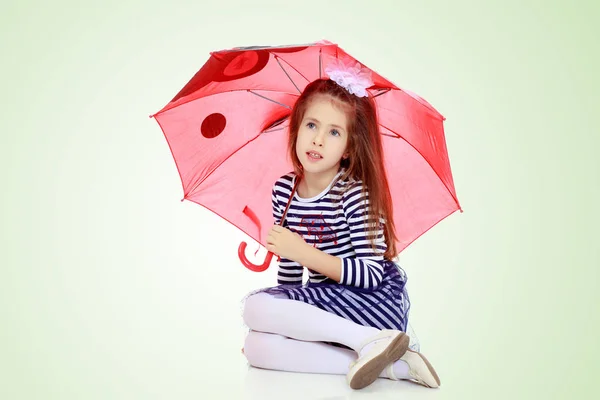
[307,122,316,129]
[330,129,340,137]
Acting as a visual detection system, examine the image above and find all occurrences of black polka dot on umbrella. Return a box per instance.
[201,113,226,138]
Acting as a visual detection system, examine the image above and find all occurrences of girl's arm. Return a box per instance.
[337,211,386,288]
[337,183,386,288]
[295,218,385,288]
[272,184,304,285]
[295,184,386,289]
[296,246,342,282]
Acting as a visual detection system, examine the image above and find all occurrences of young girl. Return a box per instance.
[242,65,441,390]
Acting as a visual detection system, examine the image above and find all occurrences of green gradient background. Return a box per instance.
[1,0,598,399]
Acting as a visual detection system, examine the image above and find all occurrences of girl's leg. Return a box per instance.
[243,331,439,388]
[243,292,390,353]
[243,292,409,389]
[244,330,355,374]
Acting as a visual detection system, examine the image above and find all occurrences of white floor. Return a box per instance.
[187,329,448,399]
[196,321,455,400]
[241,365,440,400]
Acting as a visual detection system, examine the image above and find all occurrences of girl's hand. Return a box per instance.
[266,225,308,262]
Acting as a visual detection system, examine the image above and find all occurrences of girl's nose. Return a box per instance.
[312,132,324,146]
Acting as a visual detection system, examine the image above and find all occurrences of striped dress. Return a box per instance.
[252,168,413,334]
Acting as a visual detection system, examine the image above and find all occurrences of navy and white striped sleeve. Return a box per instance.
[339,184,387,289]
[272,181,304,285]
[272,184,283,224]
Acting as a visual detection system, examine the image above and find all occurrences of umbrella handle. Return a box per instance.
[238,241,274,272]
[239,174,300,272]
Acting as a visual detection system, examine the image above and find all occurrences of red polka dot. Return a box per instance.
[213,50,270,82]
[201,113,226,138]
[223,52,259,77]
[171,46,310,103]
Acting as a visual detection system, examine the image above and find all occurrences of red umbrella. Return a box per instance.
[151,40,461,272]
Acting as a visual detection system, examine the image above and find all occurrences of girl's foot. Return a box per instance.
[386,349,441,388]
[346,329,409,390]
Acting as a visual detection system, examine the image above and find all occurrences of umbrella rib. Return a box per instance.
[373,88,444,122]
[263,126,287,133]
[275,56,301,94]
[375,88,445,121]
[379,123,462,211]
[247,90,292,109]
[378,123,402,138]
[187,133,266,196]
[319,48,322,79]
[271,54,311,85]
[372,88,391,98]
[154,88,300,117]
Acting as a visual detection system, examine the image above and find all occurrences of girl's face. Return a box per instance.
[295,95,349,179]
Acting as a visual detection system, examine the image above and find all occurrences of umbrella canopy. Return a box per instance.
[152,40,461,270]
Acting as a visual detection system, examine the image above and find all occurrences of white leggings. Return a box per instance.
[242,292,410,378]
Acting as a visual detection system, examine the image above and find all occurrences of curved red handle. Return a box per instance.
[238,241,274,272]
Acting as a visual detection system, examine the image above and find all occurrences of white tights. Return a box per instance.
[242,292,410,379]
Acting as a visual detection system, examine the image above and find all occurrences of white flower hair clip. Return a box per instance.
[324,58,374,98]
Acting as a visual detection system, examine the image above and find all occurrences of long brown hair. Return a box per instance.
[286,79,399,260]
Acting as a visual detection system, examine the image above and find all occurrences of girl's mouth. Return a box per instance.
[307,151,323,161]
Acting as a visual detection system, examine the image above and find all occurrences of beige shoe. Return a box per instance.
[346,330,409,390]
[391,349,441,388]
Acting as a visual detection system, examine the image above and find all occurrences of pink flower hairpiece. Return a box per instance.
[324,58,374,98]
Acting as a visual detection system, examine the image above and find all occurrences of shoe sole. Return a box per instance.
[409,349,441,388]
[349,333,410,390]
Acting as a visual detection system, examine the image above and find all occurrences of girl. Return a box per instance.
[242,66,441,390]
